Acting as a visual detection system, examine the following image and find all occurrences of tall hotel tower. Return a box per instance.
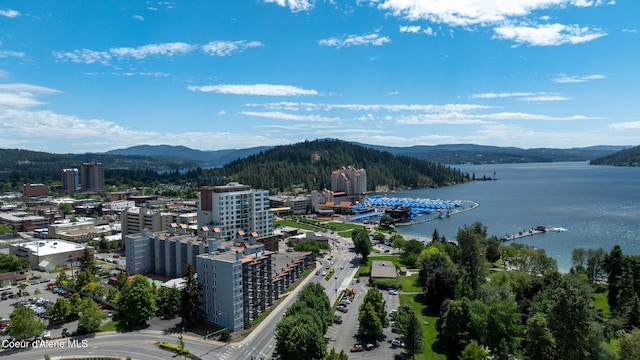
[80,160,104,192]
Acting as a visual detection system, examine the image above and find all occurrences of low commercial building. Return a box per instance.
[10,239,94,270]
[0,211,49,232]
[370,260,397,282]
[47,220,110,242]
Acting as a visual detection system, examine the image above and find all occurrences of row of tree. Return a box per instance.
[275,283,333,360]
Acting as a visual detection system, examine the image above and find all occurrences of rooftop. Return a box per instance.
[13,239,89,256]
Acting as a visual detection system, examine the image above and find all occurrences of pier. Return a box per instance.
[501,226,566,242]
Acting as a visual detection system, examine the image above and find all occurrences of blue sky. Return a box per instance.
[0,0,638,153]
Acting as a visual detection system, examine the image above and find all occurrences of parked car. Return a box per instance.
[336,306,348,313]
[62,328,70,337]
[334,316,343,324]
[350,344,364,352]
[394,354,409,360]
[392,338,405,348]
[388,288,398,295]
[365,343,374,351]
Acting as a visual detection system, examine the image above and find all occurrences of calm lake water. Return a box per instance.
[391,162,640,272]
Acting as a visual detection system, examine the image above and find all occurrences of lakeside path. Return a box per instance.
[395,200,480,226]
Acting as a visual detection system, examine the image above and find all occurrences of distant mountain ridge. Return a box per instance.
[590,145,640,166]
[106,142,630,167]
[106,144,272,167]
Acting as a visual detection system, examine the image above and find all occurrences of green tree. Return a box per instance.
[157,285,181,318]
[524,313,557,360]
[393,305,413,337]
[424,267,458,309]
[275,310,326,360]
[180,264,202,327]
[324,348,348,360]
[46,298,72,324]
[456,223,486,298]
[399,239,424,268]
[403,310,424,359]
[9,305,46,340]
[297,282,332,334]
[585,248,606,283]
[78,298,106,333]
[58,202,73,215]
[119,275,156,326]
[75,270,96,291]
[460,340,490,360]
[98,234,108,253]
[361,288,389,328]
[352,228,372,263]
[603,245,624,313]
[79,248,96,274]
[418,252,450,286]
[0,253,29,272]
[358,302,382,341]
[438,297,474,359]
[618,328,640,360]
[532,274,609,360]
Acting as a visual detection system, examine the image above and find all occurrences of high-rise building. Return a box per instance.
[61,168,79,194]
[121,207,175,238]
[331,166,367,203]
[80,160,104,192]
[197,182,272,241]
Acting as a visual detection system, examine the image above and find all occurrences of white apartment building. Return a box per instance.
[197,183,272,241]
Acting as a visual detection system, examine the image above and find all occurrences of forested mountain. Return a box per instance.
[590,145,640,166]
[206,139,470,193]
[358,143,627,164]
[106,142,627,166]
[106,144,272,167]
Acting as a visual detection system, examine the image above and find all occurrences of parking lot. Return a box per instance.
[324,277,406,360]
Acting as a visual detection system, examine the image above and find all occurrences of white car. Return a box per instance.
[321,271,327,276]
[392,338,404,348]
[388,288,398,295]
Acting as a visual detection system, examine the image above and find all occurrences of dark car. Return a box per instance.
[62,328,70,337]
[336,306,348,313]
[334,316,343,324]
[394,354,408,360]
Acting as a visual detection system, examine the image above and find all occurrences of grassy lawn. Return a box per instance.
[399,293,446,360]
[325,222,365,232]
[99,314,126,332]
[399,274,422,293]
[337,230,354,238]
[274,219,317,231]
[592,291,611,318]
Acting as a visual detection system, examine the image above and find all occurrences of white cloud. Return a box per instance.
[609,121,640,130]
[0,9,20,18]
[263,0,314,12]
[201,40,263,56]
[188,84,319,96]
[622,29,638,33]
[553,74,606,83]
[376,0,608,27]
[53,40,262,65]
[318,32,391,48]
[109,42,194,59]
[248,101,490,112]
[472,92,536,99]
[519,95,571,101]
[493,23,606,46]
[132,14,144,21]
[0,83,61,108]
[241,111,339,122]
[0,50,25,58]
[399,25,421,33]
[482,112,593,121]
